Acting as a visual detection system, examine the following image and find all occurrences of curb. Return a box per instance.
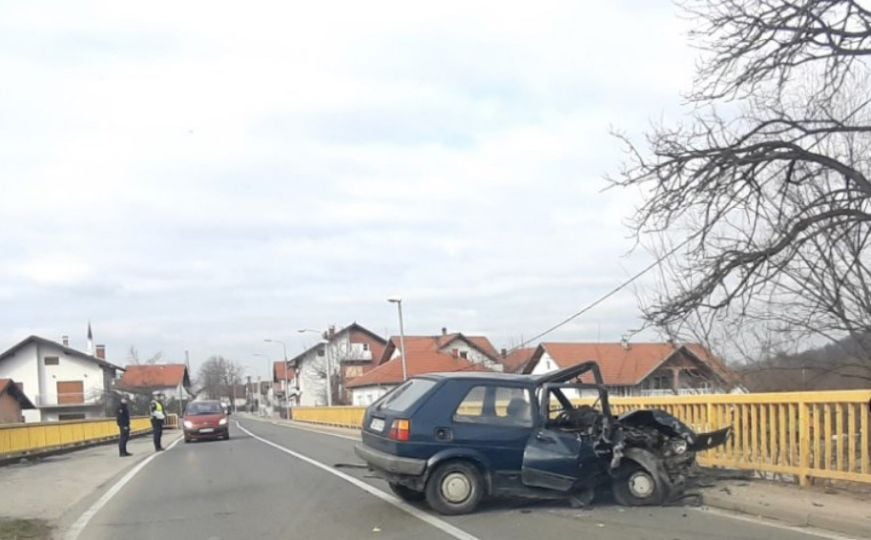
[701,491,869,539]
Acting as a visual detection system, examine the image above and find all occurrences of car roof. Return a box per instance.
[418,362,605,386]
[419,371,537,383]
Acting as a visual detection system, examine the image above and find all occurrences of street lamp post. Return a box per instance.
[299,328,332,407]
[387,297,408,381]
[254,353,270,416]
[264,338,290,420]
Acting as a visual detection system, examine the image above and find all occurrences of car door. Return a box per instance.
[520,384,597,492]
[447,383,534,472]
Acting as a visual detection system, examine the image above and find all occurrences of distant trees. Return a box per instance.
[196,356,244,401]
[612,0,871,377]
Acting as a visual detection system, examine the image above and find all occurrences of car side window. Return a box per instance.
[452,385,533,427]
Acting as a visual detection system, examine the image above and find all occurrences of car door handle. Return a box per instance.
[536,433,556,444]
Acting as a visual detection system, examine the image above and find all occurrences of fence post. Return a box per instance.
[799,402,810,487]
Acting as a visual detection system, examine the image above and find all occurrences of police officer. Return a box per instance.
[150,393,166,451]
[116,397,132,457]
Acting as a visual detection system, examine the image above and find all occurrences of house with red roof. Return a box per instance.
[291,323,387,407]
[0,378,36,423]
[522,341,741,396]
[346,329,503,406]
[499,347,537,373]
[117,364,193,401]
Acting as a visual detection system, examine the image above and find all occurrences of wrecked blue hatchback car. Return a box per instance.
[354,362,731,515]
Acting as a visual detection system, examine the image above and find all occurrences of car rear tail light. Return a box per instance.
[389,419,411,442]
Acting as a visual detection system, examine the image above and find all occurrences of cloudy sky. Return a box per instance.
[0,1,696,378]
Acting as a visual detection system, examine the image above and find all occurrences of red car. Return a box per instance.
[182,400,230,442]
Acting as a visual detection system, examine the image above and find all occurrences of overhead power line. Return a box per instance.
[514,239,690,351]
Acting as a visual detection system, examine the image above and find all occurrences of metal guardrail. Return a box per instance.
[0,416,152,458]
[292,390,871,486]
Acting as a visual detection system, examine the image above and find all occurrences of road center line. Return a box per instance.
[236,421,480,540]
[64,437,182,540]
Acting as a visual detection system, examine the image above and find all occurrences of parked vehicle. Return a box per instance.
[182,400,230,442]
[354,362,731,515]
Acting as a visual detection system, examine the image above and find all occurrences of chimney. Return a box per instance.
[95,344,106,360]
[61,335,69,347]
[441,327,447,336]
[500,348,507,358]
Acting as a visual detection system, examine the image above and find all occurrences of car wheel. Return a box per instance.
[184,436,191,443]
[389,482,425,502]
[612,463,666,506]
[425,461,484,515]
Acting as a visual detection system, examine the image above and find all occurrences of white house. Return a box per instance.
[0,335,124,422]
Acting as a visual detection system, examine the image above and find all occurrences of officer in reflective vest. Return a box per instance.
[150,393,166,451]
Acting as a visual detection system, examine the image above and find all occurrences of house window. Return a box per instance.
[44,356,59,366]
[460,351,468,359]
[363,343,369,351]
[317,348,325,357]
[453,385,532,427]
[651,375,671,389]
[57,381,85,404]
[58,413,86,421]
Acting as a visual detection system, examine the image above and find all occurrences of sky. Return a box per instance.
[0,1,697,379]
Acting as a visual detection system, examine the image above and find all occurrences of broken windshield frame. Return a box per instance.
[537,382,614,439]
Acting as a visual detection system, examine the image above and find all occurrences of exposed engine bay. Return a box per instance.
[544,396,731,505]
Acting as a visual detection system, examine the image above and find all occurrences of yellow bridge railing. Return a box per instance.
[293,406,365,428]
[0,417,152,458]
[292,390,871,486]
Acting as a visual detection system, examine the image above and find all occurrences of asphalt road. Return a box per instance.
[73,417,848,540]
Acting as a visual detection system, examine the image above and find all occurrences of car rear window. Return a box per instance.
[376,378,436,412]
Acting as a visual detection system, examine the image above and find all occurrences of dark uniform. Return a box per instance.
[116,400,132,457]
[150,397,166,451]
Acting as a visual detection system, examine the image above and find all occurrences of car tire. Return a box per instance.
[425,461,484,515]
[389,482,425,502]
[184,436,191,443]
[612,462,666,506]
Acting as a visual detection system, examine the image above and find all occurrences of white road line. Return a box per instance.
[693,507,860,540]
[254,419,860,540]
[268,419,361,441]
[236,421,480,540]
[64,437,182,540]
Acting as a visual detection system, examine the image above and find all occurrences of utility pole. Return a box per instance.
[388,297,408,381]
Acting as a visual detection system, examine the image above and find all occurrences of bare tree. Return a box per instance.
[127,346,162,365]
[196,356,244,401]
[611,0,871,377]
